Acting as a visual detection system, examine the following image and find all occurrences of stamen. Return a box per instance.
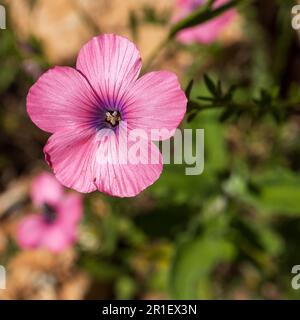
[105,110,121,127]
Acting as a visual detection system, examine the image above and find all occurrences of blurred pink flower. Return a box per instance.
[27,34,187,197]
[174,0,236,44]
[17,172,83,253]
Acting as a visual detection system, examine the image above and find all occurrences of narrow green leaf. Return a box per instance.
[197,96,214,101]
[219,107,235,122]
[203,74,217,96]
[185,79,194,100]
[187,111,198,123]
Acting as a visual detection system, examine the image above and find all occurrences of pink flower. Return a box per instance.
[27,34,187,197]
[17,172,83,253]
[174,0,236,44]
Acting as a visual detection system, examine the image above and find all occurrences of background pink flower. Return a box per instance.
[174,0,237,44]
[17,172,83,253]
[27,34,187,197]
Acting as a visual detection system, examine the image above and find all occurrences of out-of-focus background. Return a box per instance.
[1,0,300,299]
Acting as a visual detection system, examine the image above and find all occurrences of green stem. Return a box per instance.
[169,0,243,38]
[143,0,243,72]
[188,98,300,117]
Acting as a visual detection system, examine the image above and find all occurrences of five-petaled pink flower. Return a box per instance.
[174,0,236,44]
[17,172,83,253]
[27,34,187,198]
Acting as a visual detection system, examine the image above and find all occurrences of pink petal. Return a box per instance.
[76,34,142,109]
[123,71,187,140]
[44,127,98,193]
[57,193,83,225]
[44,126,163,197]
[177,10,235,44]
[31,172,64,207]
[41,225,74,253]
[175,0,236,44]
[176,0,204,12]
[93,131,163,197]
[27,66,101,133]
[17,215,45,249]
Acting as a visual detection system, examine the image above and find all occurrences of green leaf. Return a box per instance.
[197,96,214,101]
[203,74,217,96]
[219,107,235,122]
[187,111,198,122]
[257,172,300,215]
[169,235,235,299]
[185,79,194,100]
[232,169,300,216]
[186,100,200,114]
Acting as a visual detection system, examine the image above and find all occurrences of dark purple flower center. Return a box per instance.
[105,110,121,127]
[42,203,57,224]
